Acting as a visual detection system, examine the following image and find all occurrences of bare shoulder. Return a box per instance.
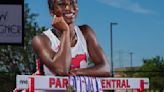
[32,34,51,52]
[79,24,96,40]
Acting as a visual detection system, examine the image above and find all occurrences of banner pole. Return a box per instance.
[28,77,35,92]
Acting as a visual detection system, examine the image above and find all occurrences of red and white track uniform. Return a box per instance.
[43,26,94,75]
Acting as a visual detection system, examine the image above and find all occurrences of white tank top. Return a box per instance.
[43,26,94,75]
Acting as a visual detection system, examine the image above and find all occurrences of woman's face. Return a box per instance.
[53,0,78,24]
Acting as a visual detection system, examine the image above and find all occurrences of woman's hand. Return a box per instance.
[69,68,81,76]
[51,5,69,32]
[52,15,69,31]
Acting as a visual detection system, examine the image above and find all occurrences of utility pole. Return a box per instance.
[129,52,133,68]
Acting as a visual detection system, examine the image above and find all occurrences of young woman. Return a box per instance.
[32,0,111,77]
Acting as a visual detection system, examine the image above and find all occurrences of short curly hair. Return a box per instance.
[48,0,54,10]
[48,0,78,11]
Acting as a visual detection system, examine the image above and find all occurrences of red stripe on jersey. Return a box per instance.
[71,54,87,69]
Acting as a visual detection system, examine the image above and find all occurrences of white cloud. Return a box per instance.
[97,0,155,14]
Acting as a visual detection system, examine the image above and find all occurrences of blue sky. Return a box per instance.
[25,0,164,68]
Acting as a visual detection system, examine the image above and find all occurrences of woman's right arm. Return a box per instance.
[32,17,71,76]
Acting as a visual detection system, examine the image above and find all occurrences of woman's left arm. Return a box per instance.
[70,25,111,77]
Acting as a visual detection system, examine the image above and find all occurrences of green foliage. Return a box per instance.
[139,56,164,77]
[124,56,164,90]
[0,72,15,92]
[0,3,46,91]
[138,56,164,90]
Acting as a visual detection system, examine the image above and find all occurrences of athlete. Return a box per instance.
[32,0,111,77]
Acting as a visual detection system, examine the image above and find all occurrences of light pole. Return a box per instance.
[110,22,118,77]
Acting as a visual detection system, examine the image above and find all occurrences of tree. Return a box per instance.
[138,56,164,90]
[0,3,46,91]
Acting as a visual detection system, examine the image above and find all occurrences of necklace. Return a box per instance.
[51,28,77,46]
